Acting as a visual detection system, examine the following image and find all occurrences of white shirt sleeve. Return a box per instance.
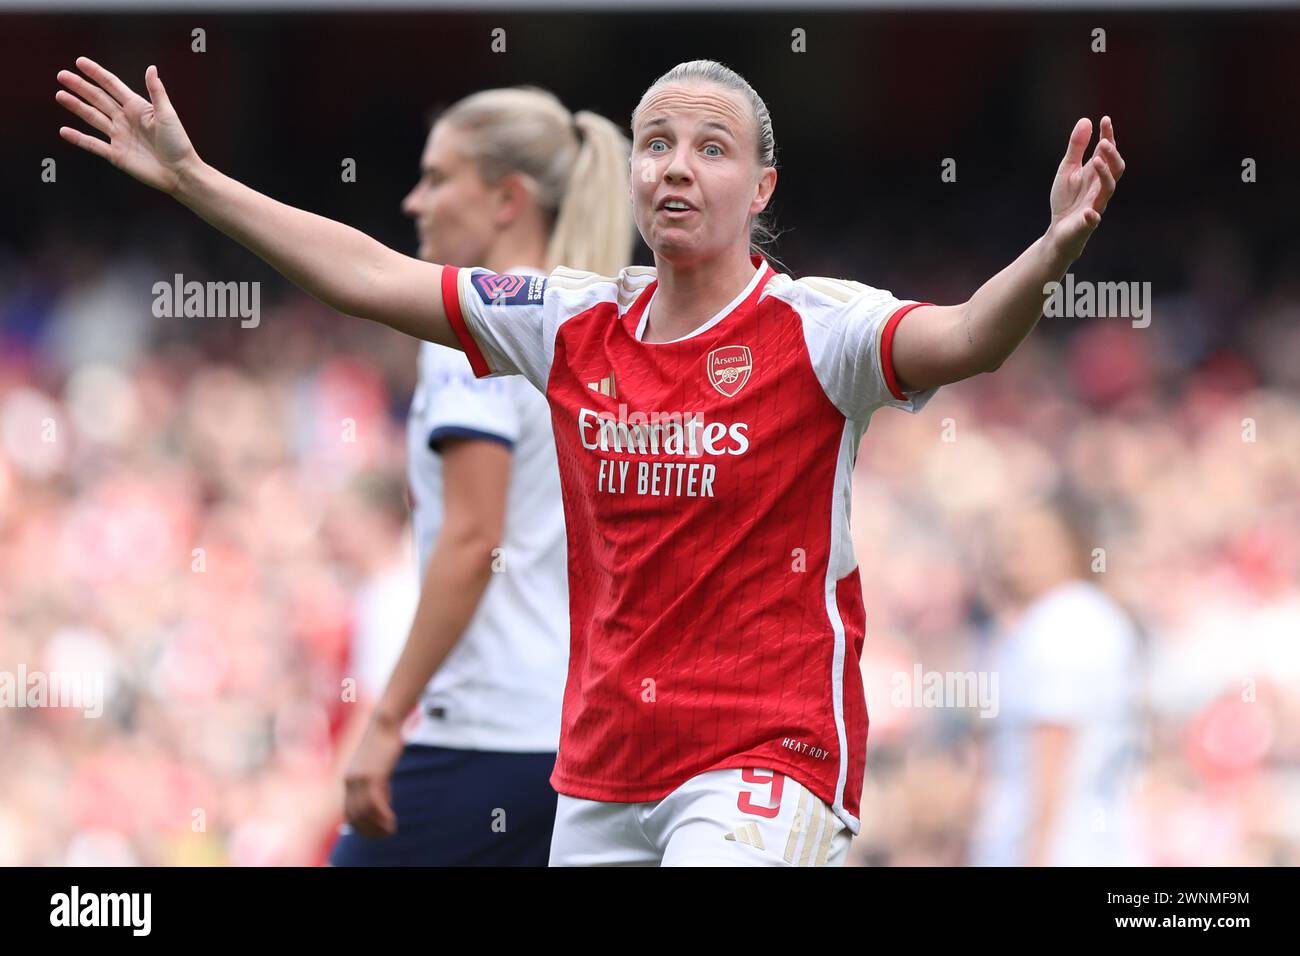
[415,345,521,453]
[791,276,939,422]
[442,266,554,392]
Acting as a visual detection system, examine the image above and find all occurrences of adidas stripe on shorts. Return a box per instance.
[548,767,851,867]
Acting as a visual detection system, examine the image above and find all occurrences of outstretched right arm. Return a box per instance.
[56,57,457,348]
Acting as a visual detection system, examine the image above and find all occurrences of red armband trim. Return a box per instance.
[880,302,933,402]
[441,266,491,378]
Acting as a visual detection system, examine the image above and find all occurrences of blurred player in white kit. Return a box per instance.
[971,495,1148,866]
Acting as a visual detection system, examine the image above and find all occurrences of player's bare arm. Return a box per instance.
[891,117,1126,391]
[55,57,459,347]
[1024,722,1075,867]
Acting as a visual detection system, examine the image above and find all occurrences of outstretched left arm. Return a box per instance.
[891,116,1126,391]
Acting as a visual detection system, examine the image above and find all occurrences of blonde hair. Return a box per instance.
[437,86,634,276]
[632,60,781,263]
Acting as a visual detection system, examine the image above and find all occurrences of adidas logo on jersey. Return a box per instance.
[586,371,617,399]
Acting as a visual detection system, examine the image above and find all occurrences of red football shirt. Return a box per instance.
[442,254,935,833]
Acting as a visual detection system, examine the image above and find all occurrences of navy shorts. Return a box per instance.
[329,743,559,867]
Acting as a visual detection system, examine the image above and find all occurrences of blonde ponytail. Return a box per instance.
[547,110,635,276]
[438,87,634,277]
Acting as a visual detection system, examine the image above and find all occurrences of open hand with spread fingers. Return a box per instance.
[56,57,199,196]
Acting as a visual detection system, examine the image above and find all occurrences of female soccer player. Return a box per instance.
[330,88,633,866]
[57,56,1124,867]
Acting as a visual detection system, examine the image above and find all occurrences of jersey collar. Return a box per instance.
[629,254,773,345]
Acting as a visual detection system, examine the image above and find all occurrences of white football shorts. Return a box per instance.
[548,767,852,867]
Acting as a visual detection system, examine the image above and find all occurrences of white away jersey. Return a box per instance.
[405,267,568,753]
